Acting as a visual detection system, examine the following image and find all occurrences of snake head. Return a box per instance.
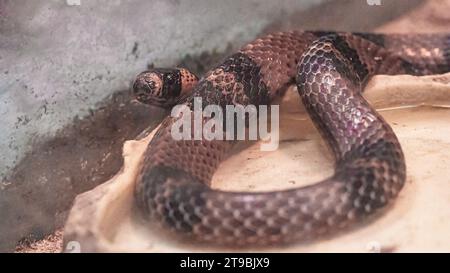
[133,68,183,108]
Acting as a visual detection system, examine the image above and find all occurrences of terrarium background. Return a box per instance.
[1,0,447,252]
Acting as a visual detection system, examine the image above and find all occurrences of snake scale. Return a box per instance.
[132,31,450,246]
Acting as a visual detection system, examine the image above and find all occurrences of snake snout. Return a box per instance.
[132,71,164,105]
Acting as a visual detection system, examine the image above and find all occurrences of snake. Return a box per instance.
[132,31,449,246]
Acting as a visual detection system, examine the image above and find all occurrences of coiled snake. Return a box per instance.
[132,31,449,246]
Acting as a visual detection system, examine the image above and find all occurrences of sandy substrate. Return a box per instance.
[15,229,63,253]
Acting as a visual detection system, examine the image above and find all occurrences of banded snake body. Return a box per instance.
[132,31,450,246]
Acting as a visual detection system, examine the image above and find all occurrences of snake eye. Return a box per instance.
[165,73,175,85]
